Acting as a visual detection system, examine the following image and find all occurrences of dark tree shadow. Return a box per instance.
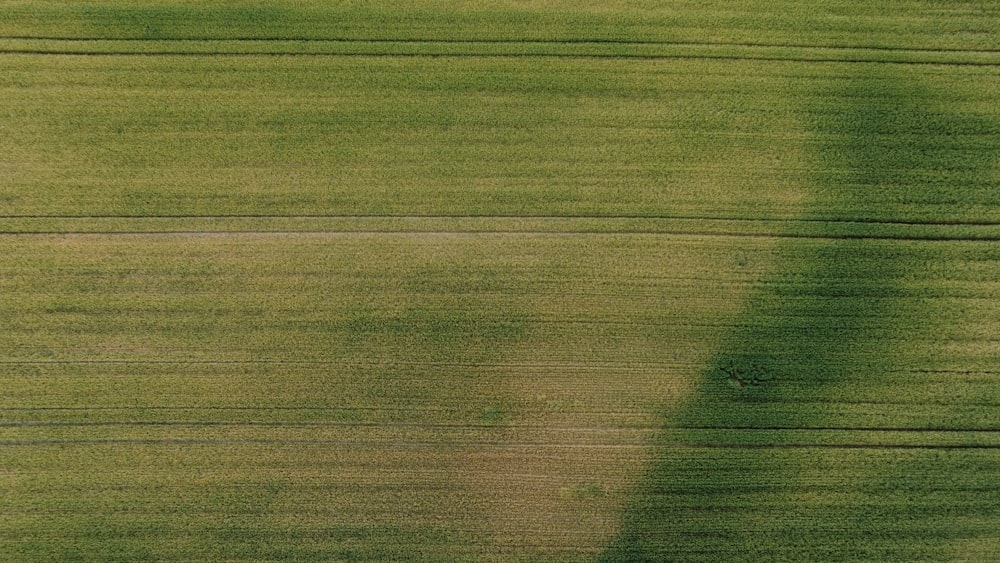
[600,66,998,561]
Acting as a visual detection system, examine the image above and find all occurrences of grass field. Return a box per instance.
[2,1,1000,561]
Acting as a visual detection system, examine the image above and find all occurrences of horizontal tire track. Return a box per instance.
[3,36,999,54]
[2,421,998,432]
[2,214,999,226]
[3,231,999,241]
[3,50,1000,66]
[2,439,997,449]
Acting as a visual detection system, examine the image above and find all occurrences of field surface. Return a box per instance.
[2,1,999,561]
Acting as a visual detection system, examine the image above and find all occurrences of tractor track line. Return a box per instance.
[2,421,998,433]
[4,36,1000,54]
[2,438,998,449]
[2,49,999,67]
[3,230,999,242]
[2,214,999,227]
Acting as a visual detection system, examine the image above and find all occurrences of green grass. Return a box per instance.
[3,1,1000,49]
[1,53,811,218]
[5,55,998,220]
[603,60,1000,563]
[2,1,1000,561]
[0,233,765,560]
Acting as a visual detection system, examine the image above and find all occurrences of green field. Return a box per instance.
[2,2,999,561]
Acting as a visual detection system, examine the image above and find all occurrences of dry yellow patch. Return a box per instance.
[456,234,786,558]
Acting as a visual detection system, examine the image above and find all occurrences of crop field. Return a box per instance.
[2,1,1000,561]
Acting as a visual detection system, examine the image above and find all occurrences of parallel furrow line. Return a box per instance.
[2,439,997,449]
[2,214,999,227]
[3,37,1000,54]
[2,50,999,66]
[2,231,999,241]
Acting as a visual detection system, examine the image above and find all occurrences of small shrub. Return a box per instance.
[717,356,772,388]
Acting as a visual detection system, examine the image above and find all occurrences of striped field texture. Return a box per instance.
[2,2,999,561]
